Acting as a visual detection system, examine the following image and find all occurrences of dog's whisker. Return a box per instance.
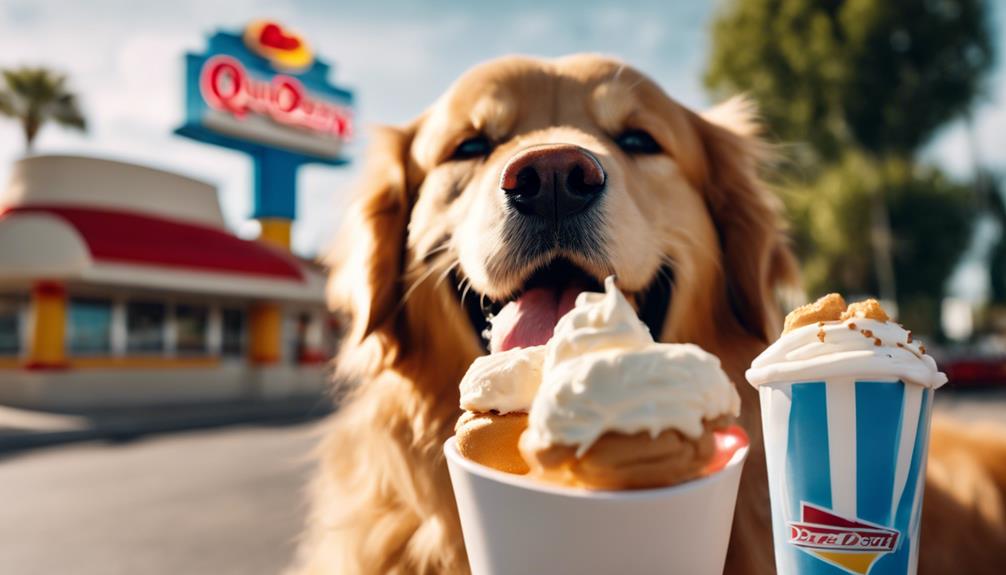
[460,278,474,307]
[419,242,451,262]
[435,260,461,290]
[400,256,452,309]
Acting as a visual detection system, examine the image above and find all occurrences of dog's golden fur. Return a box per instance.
[292,55,1006,574]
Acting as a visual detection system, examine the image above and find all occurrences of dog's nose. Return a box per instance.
[500,144,606,221]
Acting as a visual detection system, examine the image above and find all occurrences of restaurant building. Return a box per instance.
[0,155,333,409]
[0,20,353,410]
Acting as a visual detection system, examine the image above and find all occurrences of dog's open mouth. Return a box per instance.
[458,258,673,351]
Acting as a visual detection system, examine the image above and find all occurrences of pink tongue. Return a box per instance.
[493,284,584,352]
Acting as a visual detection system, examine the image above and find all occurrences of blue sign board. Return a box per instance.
[175,21,353,221]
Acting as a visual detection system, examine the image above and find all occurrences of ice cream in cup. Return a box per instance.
[746,294,947,575]
[445,277,749,575]
[455,345,545,474]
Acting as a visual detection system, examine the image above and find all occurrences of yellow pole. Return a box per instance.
[249,302,282,365]
[258,218,292,250]
[27,281,68,369]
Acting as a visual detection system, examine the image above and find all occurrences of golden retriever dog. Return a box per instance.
[291,55,1006,574]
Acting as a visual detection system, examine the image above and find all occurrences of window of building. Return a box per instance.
[176,304,208,354]
[68,298,113,354]
[290,312,311,363]
[221,308,245,357]
[0,297,21,356]
[127,301,166,353]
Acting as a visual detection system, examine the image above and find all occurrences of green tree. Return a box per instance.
[705,0,995,163]
[786,153,975,334]
[705,0,995,334]
[0,66,87,153]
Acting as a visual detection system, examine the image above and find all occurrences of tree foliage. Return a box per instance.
[785,153,975,332]
[0,66,87,152]
[705,0,996,335]
[705,0,995,162]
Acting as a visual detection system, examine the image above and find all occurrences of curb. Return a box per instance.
[0,397,333,454]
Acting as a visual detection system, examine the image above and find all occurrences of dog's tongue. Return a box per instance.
[490,284,584,352]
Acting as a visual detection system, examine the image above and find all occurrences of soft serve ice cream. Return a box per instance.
[455,346,547,474]
[460,346,546,415]
[523,277,740,457]
[746,293,946,389]
[455,275,743,490]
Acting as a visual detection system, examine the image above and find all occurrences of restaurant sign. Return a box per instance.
[176,21,354,220]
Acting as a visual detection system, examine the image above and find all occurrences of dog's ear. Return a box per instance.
[327,124,416,343]
[692,97,799,342]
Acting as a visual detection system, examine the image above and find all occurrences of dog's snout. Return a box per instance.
[500,144,606,221]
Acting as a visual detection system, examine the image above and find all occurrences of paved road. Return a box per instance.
[0,390,1004,575]
[0,422,322,575]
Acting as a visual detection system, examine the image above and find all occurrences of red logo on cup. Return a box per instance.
[788,502,900,574]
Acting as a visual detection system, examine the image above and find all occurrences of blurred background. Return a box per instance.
[0,1,1003,574]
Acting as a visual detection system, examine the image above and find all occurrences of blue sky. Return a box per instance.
[1,0,1004,259]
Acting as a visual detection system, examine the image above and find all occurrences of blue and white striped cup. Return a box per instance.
[760,378,934,575]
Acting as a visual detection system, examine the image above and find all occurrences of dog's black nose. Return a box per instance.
[500,144,606,221]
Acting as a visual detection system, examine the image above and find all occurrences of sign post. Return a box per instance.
[176,20,353,250]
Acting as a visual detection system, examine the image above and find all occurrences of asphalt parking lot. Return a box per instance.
[0,421,321,575]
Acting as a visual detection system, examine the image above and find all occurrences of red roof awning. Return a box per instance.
[2,205,304,281]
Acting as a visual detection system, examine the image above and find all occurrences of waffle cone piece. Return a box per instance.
[519,417,730,490]
[455,411,530,474]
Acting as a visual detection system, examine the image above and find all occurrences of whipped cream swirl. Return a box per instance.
[542,281,654,370]
[746,318,946,388]
[459,346,546,414]
[524,276,741,456]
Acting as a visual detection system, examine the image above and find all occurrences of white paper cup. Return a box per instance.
[759,378,935,575]
[444,436,748,575]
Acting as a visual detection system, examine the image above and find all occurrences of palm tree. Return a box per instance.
[0,66,87,153]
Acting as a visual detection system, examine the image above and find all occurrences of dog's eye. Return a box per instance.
[450,135,493,160]
[615,129,661,155]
